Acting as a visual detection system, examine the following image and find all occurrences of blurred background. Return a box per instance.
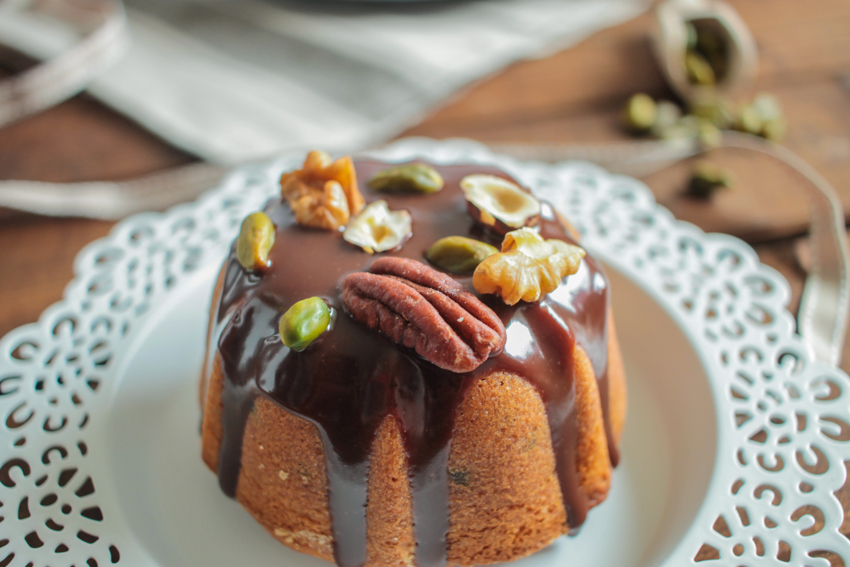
[1,0,849,377]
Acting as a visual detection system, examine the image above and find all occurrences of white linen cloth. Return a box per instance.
[0,0,647,164]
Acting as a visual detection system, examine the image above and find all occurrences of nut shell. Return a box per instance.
[343,200,412,254]
[460,175,541,235]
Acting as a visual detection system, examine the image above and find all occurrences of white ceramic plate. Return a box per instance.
[2,138,849,567]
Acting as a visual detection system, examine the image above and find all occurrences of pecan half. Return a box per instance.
[341,257,506,372]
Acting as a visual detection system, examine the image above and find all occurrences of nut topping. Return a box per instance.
[279,297,332,351]
[461,174,541,235]
[426,235,498,274]
[290,179,350,230]
[342,257,506,372]
[280,150,365,230]
[368,163,444,194]
[473,227,585,305]
[236,211,275,271]
[343,200,412,254]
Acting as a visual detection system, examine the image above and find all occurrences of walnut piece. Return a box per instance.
[280,150,365,229]
[342,257,506,372]
[290,180,350,230]
[473,227,585,305]
[343,200,412,253]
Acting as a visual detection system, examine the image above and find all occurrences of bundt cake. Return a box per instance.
[199,151,627,567]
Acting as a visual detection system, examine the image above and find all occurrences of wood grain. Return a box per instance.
[0,2,848,366]
[407,5,850,243]
[6,0,850,368]
[0,0,848,557]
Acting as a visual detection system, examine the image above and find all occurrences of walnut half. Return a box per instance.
[289,180,350,231]
[473,228,585,305]
[280,150,365,230]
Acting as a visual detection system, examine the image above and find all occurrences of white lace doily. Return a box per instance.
[1,138,848,566]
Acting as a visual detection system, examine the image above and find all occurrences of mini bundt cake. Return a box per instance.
[199,152,627,567]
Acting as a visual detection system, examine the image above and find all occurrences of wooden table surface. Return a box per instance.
[12,0,850,369]
[1,0,849,558]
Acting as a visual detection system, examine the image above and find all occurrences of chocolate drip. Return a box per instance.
[207,161,617,567]
[523,304,585,528]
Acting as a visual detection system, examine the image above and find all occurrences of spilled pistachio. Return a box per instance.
[236,211,275,271]
[658,114,701,141]
[697,118,722,149]
[650,100,683,137]
[686,161,732,199]
[735,93,786,141]
[761,117,787,142]
[685,51,716,86]
[752,93,786,141]
[623,93,657,131]
[736,103,763,136]
[690,99,735,129]
[426,236,499,274]
[752,93,782,122]
[369,163,445,194]
[279,297,331,351]
[684,18,730,84]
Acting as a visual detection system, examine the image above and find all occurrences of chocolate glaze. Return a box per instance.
[208,161,618,567]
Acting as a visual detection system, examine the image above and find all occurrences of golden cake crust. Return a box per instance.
[200,266,627,566]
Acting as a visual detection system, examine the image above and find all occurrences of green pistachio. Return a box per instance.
[426,236,499,274]
[752,93,786,141]
[685,50,716,86]
[736,93,786,140]
[658,115,701,141]
[236,211,275,271]
[686,161,732,199]
[650,100,683,137]
[761,117,787,142]
[752,93,783,122]
[697,118,722,149]
[690,98,736,129]
[279,297,331,351]
[736,103,764,136]
[368,163,445,194]
[623,93,658,132]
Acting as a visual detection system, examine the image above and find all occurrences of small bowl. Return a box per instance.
[653,0,758,103]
